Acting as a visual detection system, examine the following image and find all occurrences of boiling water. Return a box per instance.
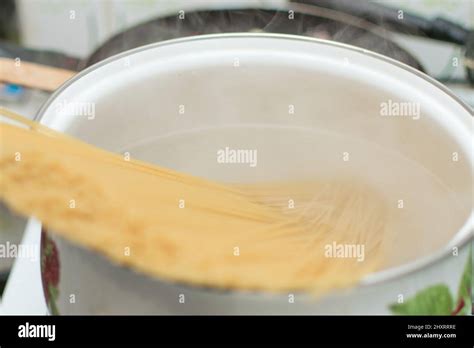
[121,125,466,270]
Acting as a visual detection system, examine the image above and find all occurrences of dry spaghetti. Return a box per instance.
[0,109,389,294]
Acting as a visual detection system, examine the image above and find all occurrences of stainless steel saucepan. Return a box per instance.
[30,33,472,314]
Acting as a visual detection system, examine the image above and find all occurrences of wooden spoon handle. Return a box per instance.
[0,57,76,92]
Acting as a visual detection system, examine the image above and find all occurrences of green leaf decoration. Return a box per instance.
[389,250,472,315]
[389,284,453,315]
[453,250,472,315]
[48,284,60,315]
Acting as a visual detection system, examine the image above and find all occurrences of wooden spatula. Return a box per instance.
[0,57,76,92]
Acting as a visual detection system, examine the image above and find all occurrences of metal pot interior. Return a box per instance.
[38,34,473,280]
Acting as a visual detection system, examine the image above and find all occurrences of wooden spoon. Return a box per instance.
[0,57,76,92]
